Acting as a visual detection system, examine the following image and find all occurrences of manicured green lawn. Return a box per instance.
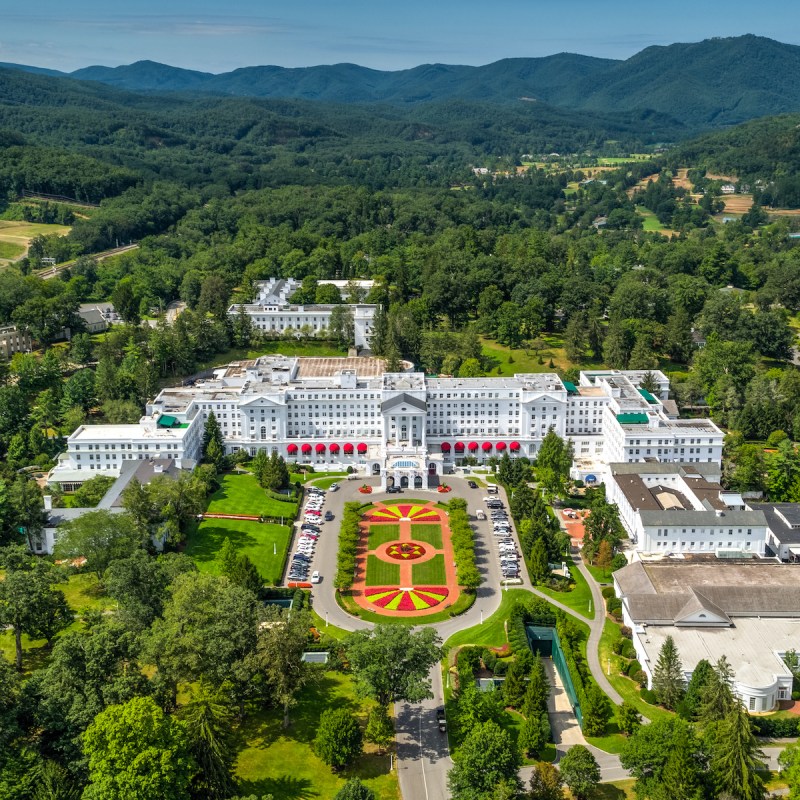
[444,589,535,649]
[584,562,614,585]
[233,671,399,800]
[207,473,298,519]
[186,518,292,585]
[307,475,348,490]
[412,554,446,585]
[598,619,672,725]
[535,557,595,619]
[365,555,400,587]
[367,524,400,549]
[411,523,443,548]
[337,589,475,625]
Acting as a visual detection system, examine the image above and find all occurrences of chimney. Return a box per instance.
[43,495,52,511]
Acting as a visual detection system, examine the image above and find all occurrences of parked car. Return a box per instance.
[386,486,403,493]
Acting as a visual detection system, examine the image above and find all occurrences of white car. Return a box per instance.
[329,484,339,492]
[311,571,321,583]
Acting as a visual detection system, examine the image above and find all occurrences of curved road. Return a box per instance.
[302,476,659,798]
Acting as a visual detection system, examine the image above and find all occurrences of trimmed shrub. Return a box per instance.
[620,639,636,659]
[640,688,658,704]
[633,670,648,688]
[606,598,622,614]
[601,587,616,600]
[611,638,625,655]
[626,660,642,677]
[753,716,800,737]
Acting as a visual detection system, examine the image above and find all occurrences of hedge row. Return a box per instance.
[447,498,482,590]
[753,716,800,737]
[334,502,365,590]
[266,489,299,504]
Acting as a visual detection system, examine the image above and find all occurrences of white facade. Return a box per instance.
[607,462,768,556]
[229,278,377,349]
[0,325,33,358]
[614,561,800,712]
[50,360,722,491]
[50,415,203,485]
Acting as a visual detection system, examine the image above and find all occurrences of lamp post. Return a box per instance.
[326,611,329,629]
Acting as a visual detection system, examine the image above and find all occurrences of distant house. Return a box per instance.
[720,183,736,194]
[691,327,707,348]
[472,167,489,175]
[78,302,119,333]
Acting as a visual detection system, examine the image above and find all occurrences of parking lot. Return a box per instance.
[284,482,341,585]
[483,490,521,582]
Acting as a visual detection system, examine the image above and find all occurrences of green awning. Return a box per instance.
[616,413,649,425]
[563,381,578,394]
[638,388,658,404]
[158,414,178,428]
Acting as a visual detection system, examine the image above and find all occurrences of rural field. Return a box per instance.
[0,220,71,265]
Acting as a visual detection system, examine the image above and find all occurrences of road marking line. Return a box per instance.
[419,710,429,800]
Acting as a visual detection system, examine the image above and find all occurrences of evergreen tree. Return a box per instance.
[652,635,685,710]
[617,701,641,736]
[659,722,706,800]
[233,304,254,347]
[563,312,587,363]
[528,538,550,584]
[581,683,611,737]
[502,658,529,709]
[699,656,737,723]
[710,703,766,800]
[518,714,546,759]
[202,412,224,465]
[680,659,715,720]
[334,778,376,800]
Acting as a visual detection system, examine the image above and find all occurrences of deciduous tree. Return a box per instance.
[557,745,599,800]
[314,708,363,772]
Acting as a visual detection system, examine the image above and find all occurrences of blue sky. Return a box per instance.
[1,0,799,73]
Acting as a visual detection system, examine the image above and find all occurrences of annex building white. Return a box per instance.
[49,358,723,492]
[229,278,378,349]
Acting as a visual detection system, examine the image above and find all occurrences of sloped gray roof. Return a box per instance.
[380,392,427,413]
[675,589,730,624]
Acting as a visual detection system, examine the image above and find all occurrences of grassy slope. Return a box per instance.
[234,671,399,800]
[534,556,595,619]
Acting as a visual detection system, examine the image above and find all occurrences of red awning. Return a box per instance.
[287,443,298,454]
[343,443,354,454]
[468,442,478,451]
[329,443,340,454]
[315,443,326,453]
[357,443,368,454]
[510,441,520,451]
[454,442,465,452]
[482,442,493,452]
[301,443,312,454]
[441,442,451,452]
[495,442,507,451]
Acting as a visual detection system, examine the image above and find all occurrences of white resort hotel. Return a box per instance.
[49,356,723,492]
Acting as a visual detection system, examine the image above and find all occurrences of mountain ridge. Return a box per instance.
[2,35,800,129]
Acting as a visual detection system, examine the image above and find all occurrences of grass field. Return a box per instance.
[0,241,24,260]
[411,523,443,548]
[534,556,595,619]
[234,671,399,800]
[0,570,116,673]
[481,335,605,376]
[0,220,71,264]
[412,554,447,585]
[444,589,534,649]
[207,473,298,519]
[367,524,401,549]
[186,518,292,585]
[306,475,347,490]
[365,554,400,586]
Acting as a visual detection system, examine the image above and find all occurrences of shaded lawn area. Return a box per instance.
[186,518,292,585]
[367,524,400,549]
[365,555,400,587]
[412,554,446,585]
[444,589,535,649]
[307,475,348,490]
[0,570,116,675]
[411,523,443,548]
[207,473,298,519]
[535,556,595,619]
[234,671,399,800]
[289,471,348,485]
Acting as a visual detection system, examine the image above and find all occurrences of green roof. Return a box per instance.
[563,381,578,394]
[638,388,658,404]
[616,413,649,425]
[158,415,178,428]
